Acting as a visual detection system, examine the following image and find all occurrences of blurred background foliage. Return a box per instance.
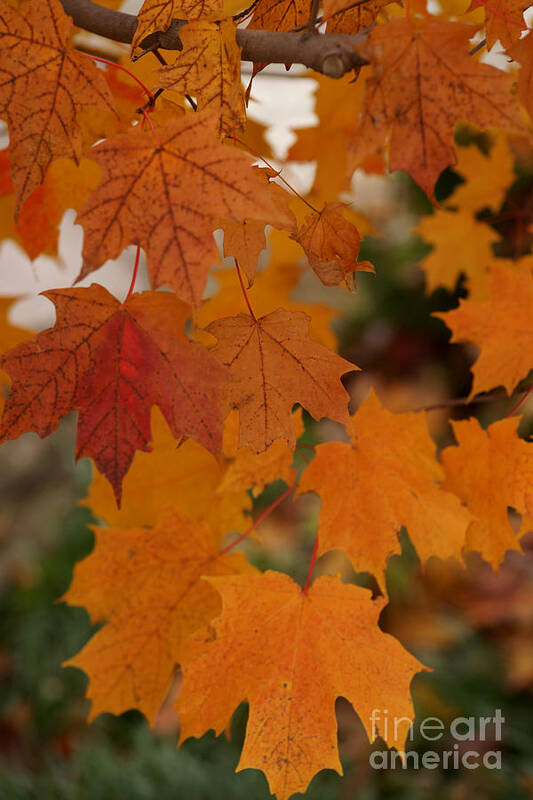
[1,122,533,799]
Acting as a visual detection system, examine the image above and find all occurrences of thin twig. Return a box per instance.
[410,381,533,414]
[469,38,486,56]
[219,483,297,555]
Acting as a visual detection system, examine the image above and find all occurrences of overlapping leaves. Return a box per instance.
[0,0,115,213]
[0,286,226,502]
[78,112,293,305]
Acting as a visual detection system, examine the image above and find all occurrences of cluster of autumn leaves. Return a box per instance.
[0,0,533,796]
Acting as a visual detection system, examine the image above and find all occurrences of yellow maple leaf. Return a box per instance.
[435,261,533,396]
[448,135,515,213]
[219,409,303,495]
[84,408,251,541]
[416,208,499,293]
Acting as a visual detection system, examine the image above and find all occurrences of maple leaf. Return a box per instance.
[248,0,308,35]
[293,202,375,289]
[84,407,251,539]
[0,0,115,214]
[63,509,255,723]
[132,0,222,50]
[177,571,426,800]
[298,390,473,582]
[221,219,268,284]
[350,18,524,199]
[77,113,293,305]
[447,135,515,212]
[18,157,102,260]
[325,0,391,33]
[157,20,246,139]
[435,262,533,396]
[416,208,499,293]
[0,285,226,503]
[0,148,102,259]
[246,0,308,74]
[469,0,529,49]
[206,307,355,452]
[441,417,533,567]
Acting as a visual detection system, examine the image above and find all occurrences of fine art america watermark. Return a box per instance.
[368,709,505,770]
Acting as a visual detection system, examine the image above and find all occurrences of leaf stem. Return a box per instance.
[235,259,257,320]
[232,136,320,214]
[506,385,533,417]
[302,532,319,594]
[86,53,155,104]
[219,482,297,556]
[470,0,529,30]
[125,245,141,301]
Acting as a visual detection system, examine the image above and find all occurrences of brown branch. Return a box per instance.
[409,382,533,414]
[60,0,369,77]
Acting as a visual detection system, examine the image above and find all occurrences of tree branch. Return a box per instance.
[60,0,369,77]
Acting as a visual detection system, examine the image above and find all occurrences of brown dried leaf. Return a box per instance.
[293,202,375,290]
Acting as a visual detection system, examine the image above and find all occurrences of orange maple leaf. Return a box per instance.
[293,201,375,289]
[63,509,255,723]
[298,390,473,582]
[351,18,524,199]
[0,285,226,502]
[0,148,102,259]
[177,571,426,800]
[77,113,293,305]
[157,20,245,138]
[435,262,533,396]
[441,416,533,567]
[325,0,390,32]
[0,0,115,214]
[248,0,309,34]
[206,307,355,452]
[468,0,529,49]
[18,157,102,260]
[246,0,308,74]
